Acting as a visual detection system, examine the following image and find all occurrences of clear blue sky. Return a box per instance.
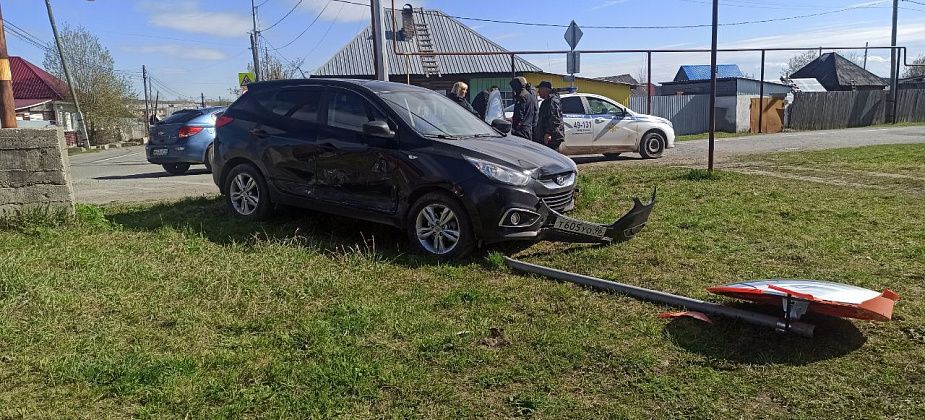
[5,0,925,100]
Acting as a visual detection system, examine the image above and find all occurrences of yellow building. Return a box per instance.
[522,72,632,105]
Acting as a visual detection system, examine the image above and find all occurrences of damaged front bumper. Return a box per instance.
[539,188,657,244]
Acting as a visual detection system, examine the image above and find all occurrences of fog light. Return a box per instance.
[510,212,521,225]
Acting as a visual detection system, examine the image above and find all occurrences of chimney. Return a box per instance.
[401,4,415,40]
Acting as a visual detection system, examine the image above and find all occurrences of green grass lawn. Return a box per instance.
[675,131,758,142]
[2,145,924,417]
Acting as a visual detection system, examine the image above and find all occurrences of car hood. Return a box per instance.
[447,135,576,177]
[633,113,671,125]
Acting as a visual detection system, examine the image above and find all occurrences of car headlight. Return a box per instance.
[465,156,532,186]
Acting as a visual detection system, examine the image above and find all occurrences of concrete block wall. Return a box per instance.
[0,128,75,216]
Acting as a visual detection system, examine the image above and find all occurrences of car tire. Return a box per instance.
[224,163,273,221]
[603,152,621,159]
[638,131,666,159]
[204,144,214,173]
[163,163,190,175]
[406,192,475,260]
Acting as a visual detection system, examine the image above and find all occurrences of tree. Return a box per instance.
[780,50,818,77]
[228,51,305,97]
[43,25,133,145]
[903,54,925,78]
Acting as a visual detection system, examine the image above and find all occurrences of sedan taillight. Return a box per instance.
[215,115,234,128]
[178,126,204,139]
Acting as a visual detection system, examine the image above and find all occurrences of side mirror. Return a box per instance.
[491,118,512,134]
[363,120,395,139]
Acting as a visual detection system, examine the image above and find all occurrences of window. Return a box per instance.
[328,90,379,130]
[273,88,323,123]
[561,96,585,114]
[159,109,202,125]
[586,97,625,117]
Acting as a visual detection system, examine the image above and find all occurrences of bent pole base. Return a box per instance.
[503,257,815,338]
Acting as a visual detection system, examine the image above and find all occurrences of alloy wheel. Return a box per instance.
[415,204,461,255]
[229,173,259,216]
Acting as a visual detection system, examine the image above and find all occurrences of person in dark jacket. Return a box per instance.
[447,81,478,116]
[534,80,565,151]
[471,85,498,120]
[509,76,537,139]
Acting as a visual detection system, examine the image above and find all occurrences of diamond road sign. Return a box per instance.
[564,20,583,50]
[238,72,255,86]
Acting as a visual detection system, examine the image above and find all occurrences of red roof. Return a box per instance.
[11,56,68,101]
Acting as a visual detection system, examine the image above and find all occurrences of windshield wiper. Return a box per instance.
[468,133,501,138]
[424,134,460,140]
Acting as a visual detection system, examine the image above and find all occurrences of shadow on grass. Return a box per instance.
[663,307,867,365]
[571,154,642,165]
[105,196,474,268]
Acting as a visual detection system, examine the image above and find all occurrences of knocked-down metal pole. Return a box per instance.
[504,257,815,337]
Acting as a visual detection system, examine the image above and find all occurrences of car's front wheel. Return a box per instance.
[407,192,475,260]
[638,131,666,159]
[163,163,190,175]
[225,164,273,220]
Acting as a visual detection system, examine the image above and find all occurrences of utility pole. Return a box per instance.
[250,0,261,82]
[142,65,150,134]
[46,0,90,147]
[707,0,718,171]
[152,91,159,124]
[370,0,388,81]
[863,41,869,69]
[0,4,17,128]
[201,92,205,108]
[889,0,899,123]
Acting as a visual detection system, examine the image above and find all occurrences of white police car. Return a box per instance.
[504,93,675,159]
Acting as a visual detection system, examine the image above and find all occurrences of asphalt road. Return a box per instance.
[69,125,925,204]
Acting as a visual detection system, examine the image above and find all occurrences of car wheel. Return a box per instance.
[225,164,273,220]
[639,132,666,159]
[204,144,214,173]
[163,163,190,175]
[407,192,475,260]
[603,152,621,159]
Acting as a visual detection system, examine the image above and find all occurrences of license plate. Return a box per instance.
[553,216,607,238]
[152,148,168,156]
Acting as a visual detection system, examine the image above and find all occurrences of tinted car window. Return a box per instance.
[159,109,202,125]
[327,91,373,130]
[561,97,585,114]
[587,97,625,117]
[273,88,323,123]
[229,89,277,118]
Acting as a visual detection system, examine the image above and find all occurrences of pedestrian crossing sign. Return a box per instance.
[238,72,256,86]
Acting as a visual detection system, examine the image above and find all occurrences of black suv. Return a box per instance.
[213,79,653,259]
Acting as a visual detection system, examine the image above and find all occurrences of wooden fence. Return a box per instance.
[788,89,925,130]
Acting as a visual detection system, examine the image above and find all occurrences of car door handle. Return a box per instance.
[594,118,608,123]
[250,128,269,138]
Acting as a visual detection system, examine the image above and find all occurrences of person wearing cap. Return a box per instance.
[509,76,537,139]
[534,80,564,151]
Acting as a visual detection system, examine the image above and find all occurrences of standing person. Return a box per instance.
[509,76,536,139]
[447,82,478,116]
[534,81,565,151]
[471,85,498,120]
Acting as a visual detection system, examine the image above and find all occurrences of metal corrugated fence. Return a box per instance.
[629,95,711,135]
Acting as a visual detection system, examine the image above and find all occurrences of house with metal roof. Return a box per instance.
[674,64,745,82]
[11,56,79,142]
[789,52,887,91]
[313,6,632,104]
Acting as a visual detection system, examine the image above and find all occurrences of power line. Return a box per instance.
[260,34,306,77]
[904,0,925,6]
[263,0,305,31]
[269,0,332,50]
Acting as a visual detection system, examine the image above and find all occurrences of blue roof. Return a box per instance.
[674,64,745,81]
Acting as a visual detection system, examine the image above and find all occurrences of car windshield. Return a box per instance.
[379,90,499,138]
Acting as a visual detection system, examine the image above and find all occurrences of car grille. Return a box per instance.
[540,190,574,212]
